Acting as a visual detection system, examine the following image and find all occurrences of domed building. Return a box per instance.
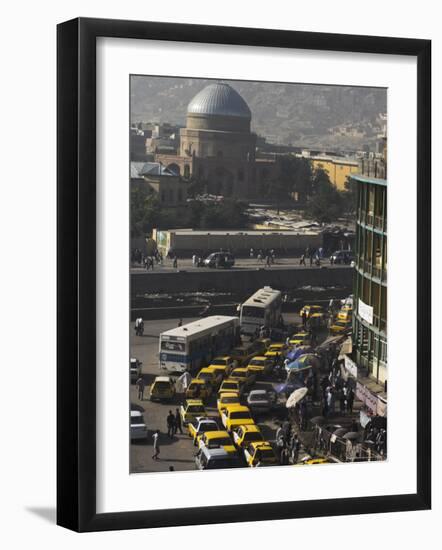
[154,82,276,200]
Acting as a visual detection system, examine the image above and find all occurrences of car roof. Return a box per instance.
[204,430,230,438]
[201,446,232,458]
[239,424,261,433]
[250,355,268,360]
[222,378,239,384]
[220,392,240,398]
[153,376,172,382]
[248,389,268,396]
[185,399,204,405]
[227,405,250,412]
[189,378,207,385]
[250,440,273,450]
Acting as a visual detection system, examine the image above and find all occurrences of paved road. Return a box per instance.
[131,256,352,274]
[129,313,327,474]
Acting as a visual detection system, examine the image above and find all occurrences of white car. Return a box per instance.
[130,357,142,383]
[188,417,219,444]
[130,410,148,440]
[246,389,276,414]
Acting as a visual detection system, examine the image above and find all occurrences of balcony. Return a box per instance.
[359,158,387,179]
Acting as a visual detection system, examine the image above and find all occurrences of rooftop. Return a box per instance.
[187,83,251,119]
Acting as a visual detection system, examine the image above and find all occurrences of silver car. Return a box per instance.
[246,389,276,414]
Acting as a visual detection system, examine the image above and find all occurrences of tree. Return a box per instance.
[343,175,357,214]
[305,169,346,223]
[130,183,160,237]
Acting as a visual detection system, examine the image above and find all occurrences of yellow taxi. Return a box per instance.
[229,367,256,389]
[217,391,241,415]
[221,404,255,432]
[232,424,264,449]
[247,356,273,378]
[205,365,228,384]
[299,304,323,319]
[197,430,236,454]
[337,306,353,322]
[208,356,237,375]
[218,378,243,396]
[149,376,176,401]
[264,343,287,361]
[244,441,278,467]
[330,319,352,335]
[300,457,332,465]
[179,399,206,426]
[289,332,311,346]
[230,343,258,366]
[253,338,271,354]
[196,367,221,389]
[185,379,212,400]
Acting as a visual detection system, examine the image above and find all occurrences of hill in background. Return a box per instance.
[131,76,387,152]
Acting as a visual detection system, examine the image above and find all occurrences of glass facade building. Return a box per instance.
[352,168,387,386]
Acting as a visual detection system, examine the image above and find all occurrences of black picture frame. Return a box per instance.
[57,17,431,532]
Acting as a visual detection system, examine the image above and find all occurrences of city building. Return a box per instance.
[309,155,359,190]
[346,150,387,422]
[154,82,277,199]
[132,162,188,206]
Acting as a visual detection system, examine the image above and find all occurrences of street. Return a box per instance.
[131,256,352,274]
[130,313,325,473]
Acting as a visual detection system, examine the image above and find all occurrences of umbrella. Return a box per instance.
[286,346,312,362]
[287,354,320,371]
[310,416,326,426]
[285,387,308,408]
[334,428,348,437]
[343,431,360,440]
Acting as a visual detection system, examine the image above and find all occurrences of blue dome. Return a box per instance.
[187,83,251,119]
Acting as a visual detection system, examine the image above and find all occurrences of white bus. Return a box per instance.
[159,316,240,374]
[239,287,282,336]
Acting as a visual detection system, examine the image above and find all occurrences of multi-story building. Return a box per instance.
[351,159,387,387]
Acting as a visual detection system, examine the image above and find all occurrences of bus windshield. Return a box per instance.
[241,306,264,318]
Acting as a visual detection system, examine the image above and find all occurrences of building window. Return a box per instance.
[183,165,190,178]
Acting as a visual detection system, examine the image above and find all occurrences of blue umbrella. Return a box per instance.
[286,346,312,362]
[286,353,320,371]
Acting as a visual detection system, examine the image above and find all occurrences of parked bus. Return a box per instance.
[239,287,282,337]
[159,316,240,374]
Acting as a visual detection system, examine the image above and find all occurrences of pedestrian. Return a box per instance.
[347,387,354,414]
[174,408,183,434]
[136,375,145,400]
[280,446,290,465]
[265,255,271,267]
[250,247,254,259]
[178,318,183,327]
[192,253,197,266]
[152,430,160,460]
[167,410,175,438]
[302,310,307,329]
[173,256,178,269]
[257,250,263,262]
[299,253,306,266]
[290,434,300,464]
